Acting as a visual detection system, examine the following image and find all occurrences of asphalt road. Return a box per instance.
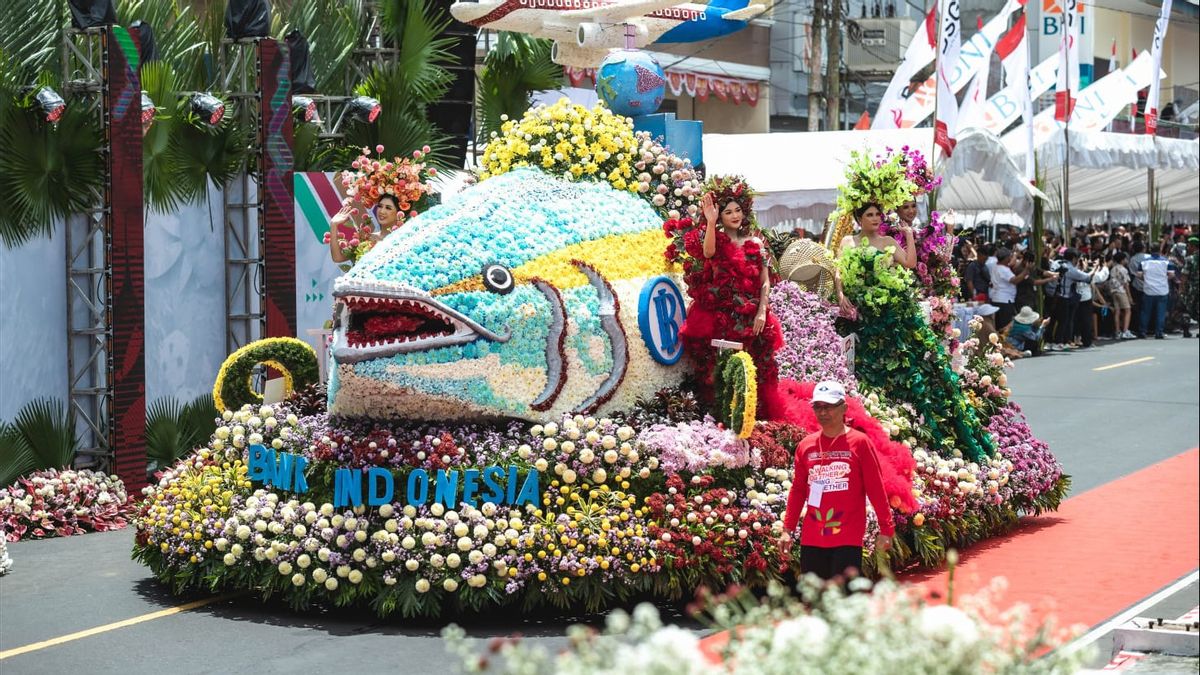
[1,336,1196,674]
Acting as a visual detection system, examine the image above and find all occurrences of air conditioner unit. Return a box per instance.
[845,18,915,74]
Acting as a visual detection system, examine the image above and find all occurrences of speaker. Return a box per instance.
[225,0,272,40]
[286,30,316,95]
[67,0,116,30]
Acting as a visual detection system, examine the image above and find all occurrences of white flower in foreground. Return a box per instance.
[770,616,830,657]
[918,604,979,648]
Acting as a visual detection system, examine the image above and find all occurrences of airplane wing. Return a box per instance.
[559,0,685,22]
[721,3,766,21]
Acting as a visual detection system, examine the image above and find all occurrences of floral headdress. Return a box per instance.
[834,151,917,218]
[705,174,757,231]
[342,144,436,215]
[882,145,941,196]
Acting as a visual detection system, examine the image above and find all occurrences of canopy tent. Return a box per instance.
[702,128,1044,231]
[1005,129,1200,222]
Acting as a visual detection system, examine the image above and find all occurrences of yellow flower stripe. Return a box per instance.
[432,229,674,296]
[730,351,758,439]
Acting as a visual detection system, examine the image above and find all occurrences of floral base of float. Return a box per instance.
[131,100,1068,617]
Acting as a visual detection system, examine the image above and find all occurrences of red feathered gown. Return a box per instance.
[679,228,784,416]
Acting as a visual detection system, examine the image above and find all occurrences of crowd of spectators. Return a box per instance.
[951,223,1200,358]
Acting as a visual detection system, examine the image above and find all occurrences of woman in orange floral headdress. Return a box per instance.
[665,176,784,414]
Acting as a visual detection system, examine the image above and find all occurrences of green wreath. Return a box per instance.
[714,350,757,439]
[212,338,319,413]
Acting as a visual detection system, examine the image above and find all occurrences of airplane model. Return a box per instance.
[450,0,767,68]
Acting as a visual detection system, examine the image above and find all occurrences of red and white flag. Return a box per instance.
[994,11,1034,180]
[872,5,937,129]
[1108,38,1118,72]
[1054,0,1081,121]
[1145,0,1173,135]
[934,0,962,157]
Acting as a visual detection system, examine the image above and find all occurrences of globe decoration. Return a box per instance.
[596,50,667,117]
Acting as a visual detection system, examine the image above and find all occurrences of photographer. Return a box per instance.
[1047,249,1095,351]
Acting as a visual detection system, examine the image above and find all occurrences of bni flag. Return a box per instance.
[872,5,937,129]
[1145,0,1173,135]
[996,11,1034,180]
[957,15,991,128]
[1053,0,1081,121]
[934,0,961,157]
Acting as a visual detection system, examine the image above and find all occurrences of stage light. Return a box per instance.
[67,0,116,30]
[225,0,272,40]
[346,96,381,124]
[35,87,67,124]
[286,30,316,95]
[292,96,320,124]
[189,92,225,126]
[141,92,156,124]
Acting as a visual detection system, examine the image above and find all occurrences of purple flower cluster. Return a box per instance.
[637,416,753,474]
[987,403,1064,502]
[881,210,959,298]
[769,282,857,390]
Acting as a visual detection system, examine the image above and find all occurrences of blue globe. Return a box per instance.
[596,50,666,118]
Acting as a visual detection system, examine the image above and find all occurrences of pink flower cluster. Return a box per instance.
[881,210,959,298]
[0,469,133,541]
[637,416,753,474]
[769,281,857,391]
[987,403,1064,503]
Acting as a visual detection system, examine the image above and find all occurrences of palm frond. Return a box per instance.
[8,398,78,473]
[0,423,38,489]
[145,393,217,469]
[116,0,207,78]
[0,1,63,83]
[275,0,366,93]
[141,61,193,212]
[167,101,252,203]
[377,0,456,104]
[477,32,562,140]
[340,62,453,168]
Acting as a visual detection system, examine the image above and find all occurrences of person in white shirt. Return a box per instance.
[1137,247,1175,339]
[988,248,1029,331]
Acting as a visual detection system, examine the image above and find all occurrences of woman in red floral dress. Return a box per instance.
[673,176,784,414]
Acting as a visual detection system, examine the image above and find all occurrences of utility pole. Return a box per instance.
[807,0,824,131]
[825,0,843,130]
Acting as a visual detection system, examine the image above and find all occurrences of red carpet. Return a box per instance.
[699,448,1200,661]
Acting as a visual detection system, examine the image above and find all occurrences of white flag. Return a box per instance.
[1054,0,1081,121]
[898,0,1022,128]
[934,0,961,157]
[976,55,1057,137]
[1145,0,1173,134]
[872,5,937,129]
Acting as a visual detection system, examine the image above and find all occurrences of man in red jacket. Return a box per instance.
[781,380,895,580]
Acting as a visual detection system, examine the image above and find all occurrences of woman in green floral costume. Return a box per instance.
[833,152,993,461]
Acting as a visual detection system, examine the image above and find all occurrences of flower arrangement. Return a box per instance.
[0,537,10,575]
[211,337,318,413]
[327,145,437,262]
[834,151,918,219]
[770,281,856,389]
[882,209,960,299]
[478,99,640,191]
[887,145,942,195]
[715,351,758,438]
[1,468,133,541]
[632,130,704,219]
[443,577,1086,674]
[637,416,752,474]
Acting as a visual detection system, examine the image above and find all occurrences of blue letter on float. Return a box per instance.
[515,470,541,506]
[367,467,394,506]
[461,469,481,507]
[334,468,362,508]
[292,455,309,494]
[407,469,429,505]
[434,469,459,510]
[506,465,519,503]
[247,444,270,481]
[481,467,505,503]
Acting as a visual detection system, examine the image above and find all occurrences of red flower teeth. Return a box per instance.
[342,295,457,348]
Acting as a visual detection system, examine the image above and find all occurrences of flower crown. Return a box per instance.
[705,174,756,229]
[342,144,435,213]
[834,151,918,218]
[882,145,942,195]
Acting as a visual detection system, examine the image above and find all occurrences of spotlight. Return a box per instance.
[225,0,272,40]
[347,96,381,123]
[286,30,316,95]
[292,96,320,124]
[189,92,225,126]
[35,87,67,123]
[141,92,156,124]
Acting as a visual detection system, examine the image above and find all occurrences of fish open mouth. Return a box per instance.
[332,284,508,364]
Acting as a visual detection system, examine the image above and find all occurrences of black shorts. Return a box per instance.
[800,545,863,581]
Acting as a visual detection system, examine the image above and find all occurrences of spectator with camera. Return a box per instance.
[1046,249,1095,352]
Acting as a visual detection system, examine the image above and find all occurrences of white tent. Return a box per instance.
[1007,129,1200,221]
[702,128,1045,231]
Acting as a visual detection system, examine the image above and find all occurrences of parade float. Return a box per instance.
[131,100,1069,617]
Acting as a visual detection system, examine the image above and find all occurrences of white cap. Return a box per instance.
[811,381,846,405]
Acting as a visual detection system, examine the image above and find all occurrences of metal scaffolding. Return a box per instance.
[218,38,266,355]
[61,27,113,467]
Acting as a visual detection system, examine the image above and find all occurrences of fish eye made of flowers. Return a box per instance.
[833,151,918,221]
[705,174,758,232]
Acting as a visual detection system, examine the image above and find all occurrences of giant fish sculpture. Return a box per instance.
[329,169,689,421]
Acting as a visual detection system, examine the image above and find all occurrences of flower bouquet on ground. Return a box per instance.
[326,144,437,262]
[1,468,133,541]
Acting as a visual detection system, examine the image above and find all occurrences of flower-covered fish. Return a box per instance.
[329,168,688,421]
